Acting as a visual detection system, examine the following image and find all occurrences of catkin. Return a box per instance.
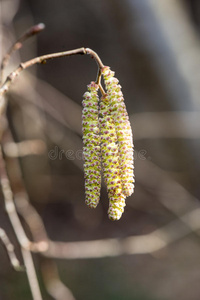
[82,68,134,220]
[99,94,126,220]
[82,82,101,208]
[102,66,134,197]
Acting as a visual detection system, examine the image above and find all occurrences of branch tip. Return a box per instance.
[27,23,46,37]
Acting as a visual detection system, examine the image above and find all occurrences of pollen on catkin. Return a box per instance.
[102,66,134,197]
[99,94,126,220]
[82,82,101,208]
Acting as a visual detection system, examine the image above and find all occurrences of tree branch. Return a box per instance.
[0,145,48,252]
[0,23,45,84]
[0,227,23,271]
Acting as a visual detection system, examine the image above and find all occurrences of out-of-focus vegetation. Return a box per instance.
[1,0,200,299]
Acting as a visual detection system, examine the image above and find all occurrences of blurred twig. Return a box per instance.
[0,23,45,84]
[40,207,200,259]
[0,146,43,299]
[0,47,104,101]
[131,111,200,139]
[42,260,76,300]
[21,248,43,300]
[0,226,23,271]
[0,145,48,252]
[3,139,46,157]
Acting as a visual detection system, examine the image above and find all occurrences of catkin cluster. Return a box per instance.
[82,67,134,220]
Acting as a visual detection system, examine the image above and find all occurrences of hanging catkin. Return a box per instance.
[82,82,101,208]
[102,66,134,197]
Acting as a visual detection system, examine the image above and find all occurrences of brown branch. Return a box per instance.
[42,207,200,259]
[0,48,84,99]
[0,47,105,116]
[99,83,106,96]
[42,260,76,300]
[3,128,49,243]
[0,227,23,271]
[0,145,48,252]
[0,23,45,84]
[3,139,46,157]
[85,48,104,69]
[0,146,44,299]
[21,248,43,300]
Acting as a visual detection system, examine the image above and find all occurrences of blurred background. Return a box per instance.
[1,0,200,299]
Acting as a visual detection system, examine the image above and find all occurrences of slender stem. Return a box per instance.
[0,227,23,271]
[21,47,87,69]
[0,145,48,252]
[42,260,76,300]
[0,23,45,84]
[85,48,104,69]
[0,146,43,299]
[99,83,106,96]
[21,248,43,300]
[95,68,102,85]
[0,47,105,96]
[0,47,105,117]
[95,68,106,95]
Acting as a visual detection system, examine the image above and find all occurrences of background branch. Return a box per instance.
[0,23,45,84]
[0,227,23,271]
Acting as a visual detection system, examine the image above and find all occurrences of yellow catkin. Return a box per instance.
[102,66,134,197]
[99,94,126,220]
[82,82,101,208]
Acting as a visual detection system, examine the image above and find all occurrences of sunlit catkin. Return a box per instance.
[102,66,134,197]
[99,94,126,220]
[82,82,101,208]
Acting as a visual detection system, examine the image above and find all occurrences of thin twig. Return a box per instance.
[0,47,105,116]
[0,147,43,299]
[3,128,49,243]
[94,66,106,95]
[43,208,199,259]
[21,248,43,300]
[0,227,23,271]
[0,23,45,84]
[3,130,74,300]
[85,48,104,69]
[0,145,48,252]
[99,83,106,96]
[0,145,44,299]
[3,139,46,157]
[42,260,76,300]
[95,68,102,85]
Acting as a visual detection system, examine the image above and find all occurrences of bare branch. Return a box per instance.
[0,47,105,98]
[0,46,105,120]
[0,227,23,271]
[3,139,46,157]
[41,207,200,259]
[21,248,43,300]
[85,48,104,69]
[42,260,76,300]
[0,23,45,84]
[0,145,44,299]
[0,145,48,252]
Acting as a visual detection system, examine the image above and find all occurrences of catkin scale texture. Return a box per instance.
[99,95,126,221]
[82,82,101,208]
[102,66,134,197]
[82,68,134,220]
